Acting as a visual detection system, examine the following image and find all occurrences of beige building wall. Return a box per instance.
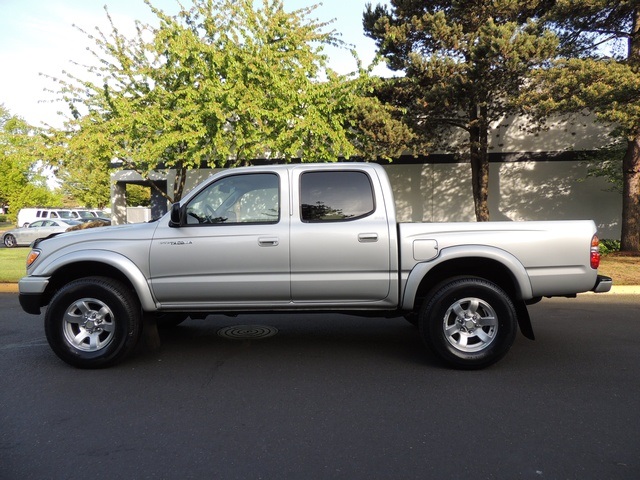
[114,160,620,239]
[111,114,621,238]
[383,162,621,239]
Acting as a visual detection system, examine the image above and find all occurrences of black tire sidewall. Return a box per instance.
[420,278,517,369]
[45,277,141,368]
[4,235,16,247]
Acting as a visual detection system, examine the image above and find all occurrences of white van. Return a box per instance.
[17,208,75,227]
[69,209,110,220]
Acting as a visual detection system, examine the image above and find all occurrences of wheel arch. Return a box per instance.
[36,251,156,312]
[402,246,533,312]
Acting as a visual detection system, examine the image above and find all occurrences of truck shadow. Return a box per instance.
[134,313,436,368]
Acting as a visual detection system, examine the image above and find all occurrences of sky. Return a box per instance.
[0,0,391,128]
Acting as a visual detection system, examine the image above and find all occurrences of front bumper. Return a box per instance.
[592,275,613,293]
[18,276,50,315]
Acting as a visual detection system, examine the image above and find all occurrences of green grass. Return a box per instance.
[0,247,29,283]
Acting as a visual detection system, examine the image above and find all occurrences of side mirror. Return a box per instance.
[169,203,182,227]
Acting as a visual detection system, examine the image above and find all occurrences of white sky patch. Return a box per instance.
[0,0,393,128]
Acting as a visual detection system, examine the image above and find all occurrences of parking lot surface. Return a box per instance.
[1,293,639,479]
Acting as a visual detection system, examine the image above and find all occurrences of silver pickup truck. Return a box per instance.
[18,162,612,369]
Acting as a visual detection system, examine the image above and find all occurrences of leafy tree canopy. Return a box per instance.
[47,0,412,202]
[0,105,61,221]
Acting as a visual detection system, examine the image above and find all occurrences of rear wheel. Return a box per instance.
[45,277,142,368]
[3,234,16,248]
[419,277,517,369]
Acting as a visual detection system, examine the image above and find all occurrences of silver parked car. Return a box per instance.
[2,219,79,247]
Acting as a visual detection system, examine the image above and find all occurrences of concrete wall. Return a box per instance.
[109,113,621,237]
[384,162,621,239]
[112,160,620,239]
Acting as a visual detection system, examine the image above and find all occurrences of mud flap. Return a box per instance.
[142,315,162,350]
[516,301,535,340]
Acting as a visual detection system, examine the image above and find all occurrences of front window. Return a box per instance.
[185,173,280,225]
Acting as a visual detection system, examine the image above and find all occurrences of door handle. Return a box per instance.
[258,236,279,247]
[358,233,378,243]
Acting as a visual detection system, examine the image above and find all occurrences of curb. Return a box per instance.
[1,283,639,295]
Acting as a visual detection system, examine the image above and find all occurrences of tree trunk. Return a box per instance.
[621,133,640,252]
[621,8,640,252]
[469,104,490,221]
[173,165,188,202]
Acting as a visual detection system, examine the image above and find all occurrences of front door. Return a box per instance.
[149,171,290,307]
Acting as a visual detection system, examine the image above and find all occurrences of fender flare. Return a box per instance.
[401,245,534,311]
[33,249,157,312]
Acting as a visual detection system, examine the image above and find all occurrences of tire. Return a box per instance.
[419,277,517,369]
[44,277,142,368]
[3,234,17,248]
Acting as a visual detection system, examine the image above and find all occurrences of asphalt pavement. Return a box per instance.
[1,293,639,480]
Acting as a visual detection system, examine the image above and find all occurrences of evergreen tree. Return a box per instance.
[523,1,640,251]
[364,0,557,221]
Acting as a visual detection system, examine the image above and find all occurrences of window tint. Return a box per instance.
[186,173,279,225]
[300,171,375,222]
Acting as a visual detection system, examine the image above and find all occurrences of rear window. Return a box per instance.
[300,171,375,222]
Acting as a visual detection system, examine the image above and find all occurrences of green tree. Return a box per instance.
[0,105,61,222]
[45,115,113,209]
[521,1,640,252]
[48,0,412,203]
[363,1,558,221]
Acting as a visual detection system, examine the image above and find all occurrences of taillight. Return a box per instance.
[590,234,600,269]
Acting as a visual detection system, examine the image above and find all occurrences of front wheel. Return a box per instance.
[419,277,517,369]
[3,234,17,248]
[44,277,142,368]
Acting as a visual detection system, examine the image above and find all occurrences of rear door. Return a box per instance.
[289,168,392,303]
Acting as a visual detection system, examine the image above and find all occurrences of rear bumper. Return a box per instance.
[592,275,613,293]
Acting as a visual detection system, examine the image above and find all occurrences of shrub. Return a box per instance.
[599,239,621,255]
